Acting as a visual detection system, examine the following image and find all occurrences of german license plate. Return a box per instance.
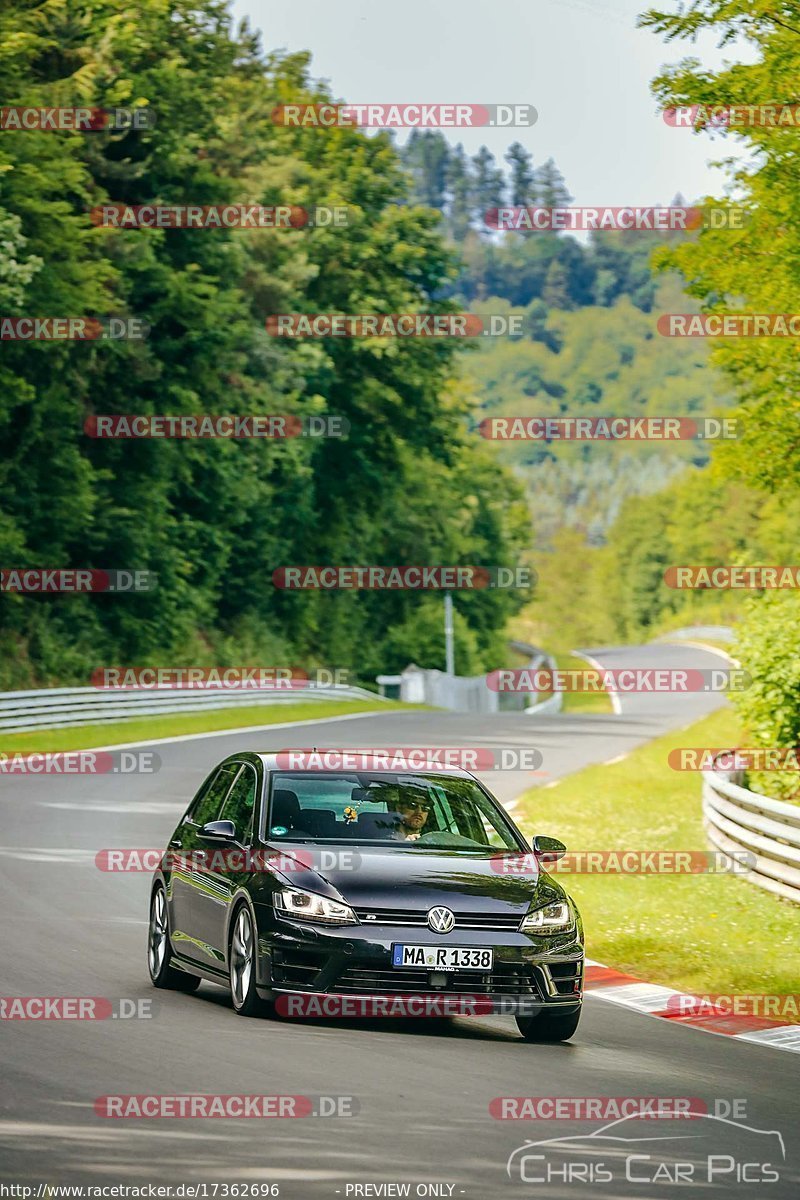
[391,944,493,971]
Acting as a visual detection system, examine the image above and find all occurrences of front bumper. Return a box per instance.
[254,911,584,1013]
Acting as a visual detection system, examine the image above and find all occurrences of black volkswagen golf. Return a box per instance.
[148,751,584,1041]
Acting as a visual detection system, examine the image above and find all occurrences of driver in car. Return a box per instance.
[386,787,432,841]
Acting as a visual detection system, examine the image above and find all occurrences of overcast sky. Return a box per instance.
[234,0,749,208]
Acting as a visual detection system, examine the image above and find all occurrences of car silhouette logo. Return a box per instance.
[428,906,455,933]
[506,1111,786,1180]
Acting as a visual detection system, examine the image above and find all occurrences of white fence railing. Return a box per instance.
[395,645,560,715]
[0,684,386,734]
[397,665,503,713]
[703,761,800,904]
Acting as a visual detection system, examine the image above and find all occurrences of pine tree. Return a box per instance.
[541,257,573,309]
[471,145,505,229]
[446,143,473,241]
[505,142,535,207]
[401,130,450,210]
[534,157,572,208]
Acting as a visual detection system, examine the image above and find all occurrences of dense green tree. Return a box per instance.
[0,0,528,687]
[640,0,800,492]
[636,0,800,794]
[730,593,800,801]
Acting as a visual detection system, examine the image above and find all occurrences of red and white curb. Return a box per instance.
[584,960,800,1055]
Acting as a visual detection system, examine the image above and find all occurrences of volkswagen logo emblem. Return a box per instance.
[427,906,455,934]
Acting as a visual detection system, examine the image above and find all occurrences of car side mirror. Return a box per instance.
[532,835,566,862]
[198,819,237,843]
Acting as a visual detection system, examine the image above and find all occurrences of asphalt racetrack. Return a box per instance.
[2,643,796,1197]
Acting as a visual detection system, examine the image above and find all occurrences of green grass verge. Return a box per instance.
[515,705,800,1001]
[556,652,614,714]
[0,698,425,753]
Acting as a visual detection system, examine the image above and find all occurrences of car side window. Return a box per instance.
[218,764,258,842]
[188,763,240,827]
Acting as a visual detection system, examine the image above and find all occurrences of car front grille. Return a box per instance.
[353,907,523,932]
[335,964,541,997]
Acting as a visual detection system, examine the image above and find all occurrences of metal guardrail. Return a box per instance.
[0,637,562,732]
[0,684,387,733]
[703,761,800,904]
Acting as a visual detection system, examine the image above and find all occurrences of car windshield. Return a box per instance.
[264,772,522,851]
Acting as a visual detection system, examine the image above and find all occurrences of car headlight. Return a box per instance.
[520,901,574,933]
[274,887,357,925]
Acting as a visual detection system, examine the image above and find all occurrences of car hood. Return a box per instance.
[266,842,560,913]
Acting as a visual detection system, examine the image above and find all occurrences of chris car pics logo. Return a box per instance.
[506,1112,784,1186]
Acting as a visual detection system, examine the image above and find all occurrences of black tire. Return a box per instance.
[515,1006,581,1042]
[148,885,201,992]
[229,903,265,1017]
